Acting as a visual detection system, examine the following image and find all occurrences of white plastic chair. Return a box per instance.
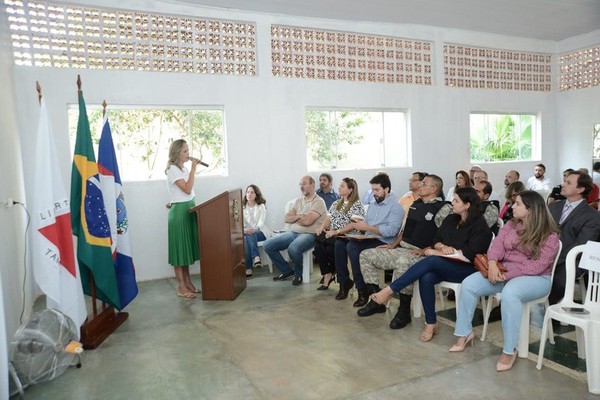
[480,241,562,359]
[537,242,600,395]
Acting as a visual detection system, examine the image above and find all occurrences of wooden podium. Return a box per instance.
[190,189,246,300]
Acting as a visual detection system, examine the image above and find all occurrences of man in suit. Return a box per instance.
[548,170,600,305]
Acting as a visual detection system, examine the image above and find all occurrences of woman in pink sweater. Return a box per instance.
[449,190,559,372]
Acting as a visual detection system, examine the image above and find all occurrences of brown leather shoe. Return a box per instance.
[353,289,369,307]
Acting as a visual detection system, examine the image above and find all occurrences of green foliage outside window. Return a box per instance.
[68,108,226,181]
[470,114,534,162]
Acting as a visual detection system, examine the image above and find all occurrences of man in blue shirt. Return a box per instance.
[316,173,340,210]
[334,173,404,307]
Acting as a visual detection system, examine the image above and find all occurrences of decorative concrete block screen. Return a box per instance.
[559,45,600,91]
[4,0,256,75]
[443,43,552,92]
[271,24,433,85]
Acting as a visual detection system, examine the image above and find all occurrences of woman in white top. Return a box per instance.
[165,139,201,299]
[243,185,270,278]
[446,170,471,201]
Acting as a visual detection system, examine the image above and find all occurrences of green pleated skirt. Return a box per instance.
[168,199,199,267]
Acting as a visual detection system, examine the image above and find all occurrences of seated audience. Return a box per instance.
[578,168,599,209]
[548,170,600,305]
[264,175,327,286]
[335,173,404,306]
[547,168,574,204]
[399,171,428,225]
[446,170,471,202]
[359,187,492,341]
[362,171,388,205]
[469,165,482,184]
[357,174,452,329]
[474,180,500,233]
[316,172,341,210]
[451,190,559,372]
[497,169,520,201]
[526,163,552,190]
[243,184,271,278]
[314,178,364,290]
[499,181,526,223]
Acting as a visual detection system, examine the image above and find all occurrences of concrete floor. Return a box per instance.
[17,267,596,399]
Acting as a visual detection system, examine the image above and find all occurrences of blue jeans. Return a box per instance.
[335,238,384,290]
[455,272,551,355]
[244,231,266,268]
[388,256,477,324]
[263,231,316,277]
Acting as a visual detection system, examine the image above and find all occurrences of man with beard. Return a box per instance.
[316,172,340,210]
[334,173,403,307]
[526,163,552,190]
[264,175,327,286]
[357,174,452,329]
[498,170,520,200]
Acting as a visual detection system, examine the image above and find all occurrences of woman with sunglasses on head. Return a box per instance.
[450,190,559,372]
[314,177,364,290]
[499,181,526,223]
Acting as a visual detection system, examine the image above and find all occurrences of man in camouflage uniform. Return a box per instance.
[474,180,500,234]
[357,174,452,329]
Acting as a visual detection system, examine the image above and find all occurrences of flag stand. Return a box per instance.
[80,275,128,349]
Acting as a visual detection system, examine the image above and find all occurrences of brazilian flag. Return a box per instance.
[70,90,122,310]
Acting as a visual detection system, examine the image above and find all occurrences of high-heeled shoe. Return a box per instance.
[496,351,518,372]
[317,274,335,290]
[419,321,439,342]
[449,332,475,352]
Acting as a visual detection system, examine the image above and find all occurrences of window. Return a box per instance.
[68,107,227,181]
[470,113,537,162]
[305,110,409,171]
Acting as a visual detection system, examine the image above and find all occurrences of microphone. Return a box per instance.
[189,157,209,167]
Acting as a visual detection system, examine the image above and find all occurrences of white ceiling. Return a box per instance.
[172,0,600,41]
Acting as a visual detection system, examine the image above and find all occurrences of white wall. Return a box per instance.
[1,1,599,340]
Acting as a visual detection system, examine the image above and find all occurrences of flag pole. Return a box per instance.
[102,100,107,118]
[36,81,42,105]
[75,75,128,349]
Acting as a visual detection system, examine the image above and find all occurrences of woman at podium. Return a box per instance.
[165,139,201,299]
[243,184,271,278]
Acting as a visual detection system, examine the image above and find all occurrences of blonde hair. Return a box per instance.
[336,177,360,213]
[513,190,559,259]
[165,139,187,173]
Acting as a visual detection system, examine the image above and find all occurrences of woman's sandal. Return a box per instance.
[419,321,439,342]
[370,287,394,305]
[177,290,196,299]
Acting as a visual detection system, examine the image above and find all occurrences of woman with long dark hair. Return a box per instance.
[314,177,364,290]
[359,187,492,342]
[243,184,270,278]
[446,170,472,201]
[450,191,559,372]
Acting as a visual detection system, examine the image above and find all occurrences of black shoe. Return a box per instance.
[353,289,369,307]
[488,305,502,323]
[335,279,354,300]
[389,294,412,329]
[292,276,303,286]
[273,271,294,281]
[317,275,335,291]
[357,300,386,316]
[446,290,456,301]
[319,276,324,284]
